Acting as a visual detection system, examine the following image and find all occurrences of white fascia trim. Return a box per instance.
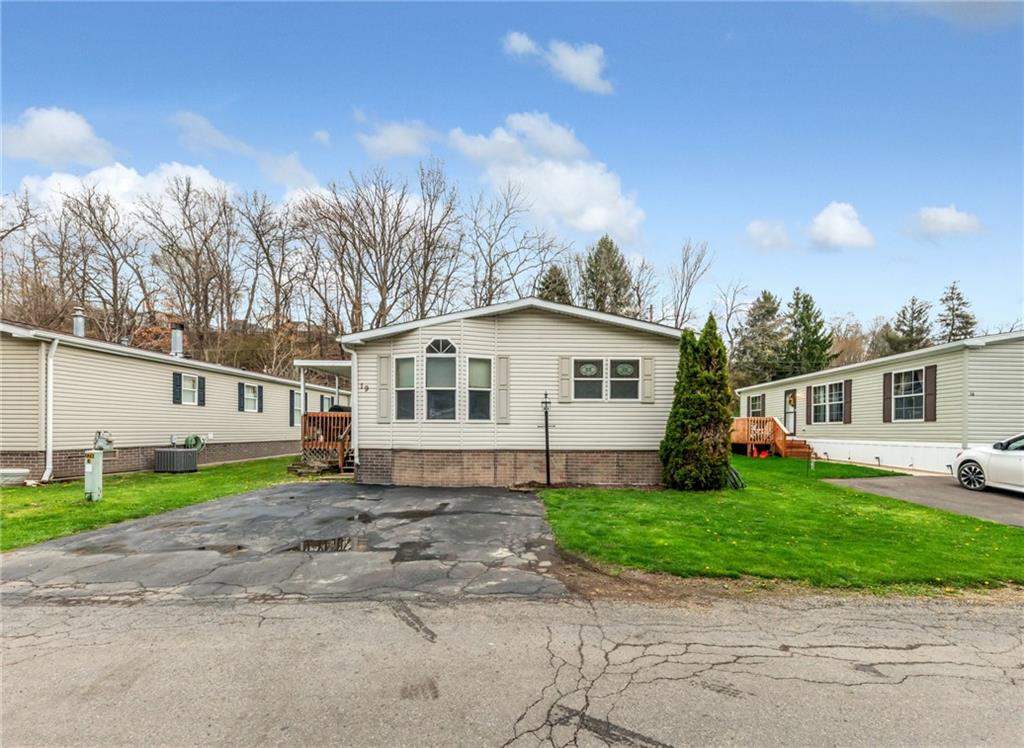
[735,330,1024,394]
[337,297,684,345]
[0,322,337,392]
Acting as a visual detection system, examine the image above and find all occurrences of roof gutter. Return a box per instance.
[41,337,60,482]
[341,343,358,467]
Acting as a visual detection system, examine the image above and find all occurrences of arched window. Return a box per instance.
[425,338,456,354]
[425,339,456,419]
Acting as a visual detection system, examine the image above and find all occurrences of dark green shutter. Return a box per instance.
[289,390,295,427]
[237,383,245,411]
[257,385,264,413]
[172,372,182,404]
[197,376,206,407]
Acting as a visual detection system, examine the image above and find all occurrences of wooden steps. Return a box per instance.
[731,417,815,460]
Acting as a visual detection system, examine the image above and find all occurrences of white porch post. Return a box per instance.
[299,368,306,413]
[334,375,339,401]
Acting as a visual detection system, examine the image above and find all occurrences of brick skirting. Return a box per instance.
[0,439,300,481]
[356,448,662,487]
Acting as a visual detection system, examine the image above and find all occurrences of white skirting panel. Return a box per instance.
[802,439,974,474]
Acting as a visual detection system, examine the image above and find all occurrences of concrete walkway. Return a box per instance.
[0,482,567,603]
[828,475,1024,527]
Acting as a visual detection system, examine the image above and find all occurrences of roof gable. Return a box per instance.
[339,298,683,345]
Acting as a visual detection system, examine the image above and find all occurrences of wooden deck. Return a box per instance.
[301,411,352,472]
[731,416,813,459]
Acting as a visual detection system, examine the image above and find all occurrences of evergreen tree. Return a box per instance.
[534,264,573,305]
[935,281,977,343]
[884,296,933,353]
[780,288,833,378]
[660,314,733,490]
[579,235,632,315]
[730,290,785,386]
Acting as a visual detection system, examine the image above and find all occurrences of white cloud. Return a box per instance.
[916,204,981,237]
[20,161,230,211]
[502,31,539,56]
[809,202,875,249]
[501,31,614,95]
[356,120,435,159]
[449,112,643,241]
[746,219,789,249]
[312,129,331,146]
[171,111,316,190]
[2,107,113,167]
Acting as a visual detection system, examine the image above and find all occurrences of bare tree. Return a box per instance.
[0,192,34,245]
[138,177,242,361]
[668,239,712,328]
[64,186,154,343]
[829,313,869,367]
[406,160,463,319]
[628,257,661,321]
[466,184,562,307]
[714,280,749,355]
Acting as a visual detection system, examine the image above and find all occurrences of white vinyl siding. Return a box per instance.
[966,338,1024,443]
[739,346,968,443]
[0,336,44,449]
[45,345,333,451]
[354,309,678,451]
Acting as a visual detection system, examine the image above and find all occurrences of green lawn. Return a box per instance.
[1,456,300,552]
[541,456,1024,591]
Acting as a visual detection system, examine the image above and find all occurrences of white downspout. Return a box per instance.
[41,338,60,482]
[342,344,358,465]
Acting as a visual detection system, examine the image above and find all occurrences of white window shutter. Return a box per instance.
[496,355,510,424]
[377,354,391,423]
[641,356,655,403]
[558,357,571,403]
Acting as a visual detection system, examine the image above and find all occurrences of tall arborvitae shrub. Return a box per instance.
[660,315,734,490]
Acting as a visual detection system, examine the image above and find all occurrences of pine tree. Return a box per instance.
[534,264,573,305]
[730,290,785,386]
[780,288,833,378]
[935,281,976,343]
[660,314,734,490]
[884,296,933,353]
[579,235,632,315]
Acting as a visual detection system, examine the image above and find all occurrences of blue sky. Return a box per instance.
[3,2,1022,328]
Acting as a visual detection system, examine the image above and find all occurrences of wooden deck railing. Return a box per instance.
[301,411,352,469]
[731,416,804,458]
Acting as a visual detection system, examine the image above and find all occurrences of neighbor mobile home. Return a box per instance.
[735,331,1024,473]
[337,298,682,487]
[0,317,347,481]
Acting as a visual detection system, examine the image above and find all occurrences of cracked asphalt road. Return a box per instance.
[0,483,566,603]
[3,596,1021,746]
[3,483,1022,746]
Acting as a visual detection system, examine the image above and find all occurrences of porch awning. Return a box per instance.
[293,359,352,379]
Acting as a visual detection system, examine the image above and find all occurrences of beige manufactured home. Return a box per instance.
[0,319,347,481]
[735,331,1024,473]
[338,298,682,486]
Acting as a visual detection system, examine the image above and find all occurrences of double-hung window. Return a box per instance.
[395,357,416,420]
[468,358,492,420]
[243,383,259,413]
[893,368,924,421]
[573,359,604,399]
[609,359,640,400]
[812,382,844,424]
[425,339,456,420]
[181,374,199,406]
[292,392,303,426]
[749,394,765,417]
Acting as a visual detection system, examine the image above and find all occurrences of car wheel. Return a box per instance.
[957,461,986,491]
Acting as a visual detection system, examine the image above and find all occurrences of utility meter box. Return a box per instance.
[84,449,104,501]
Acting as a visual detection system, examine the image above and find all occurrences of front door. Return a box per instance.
[783,389,797,435]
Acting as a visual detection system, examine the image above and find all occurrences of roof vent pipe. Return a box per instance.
[71,307,86,338]
[170,323,184,357]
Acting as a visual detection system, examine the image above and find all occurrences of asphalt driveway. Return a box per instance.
[828,475,1024,527]
[0,483,567,603]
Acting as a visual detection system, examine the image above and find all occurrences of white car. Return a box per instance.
[954,433,1024,493]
